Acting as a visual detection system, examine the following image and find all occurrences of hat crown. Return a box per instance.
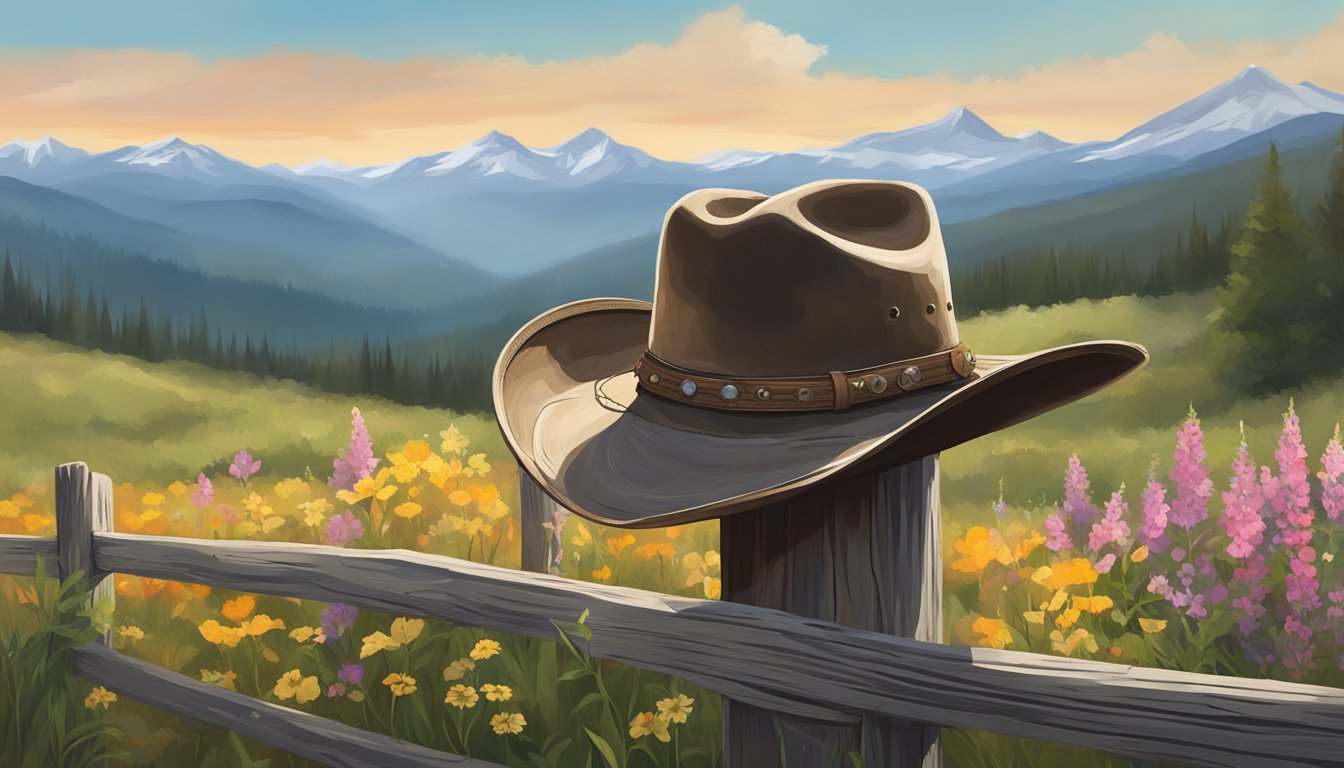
[647,180,959,377]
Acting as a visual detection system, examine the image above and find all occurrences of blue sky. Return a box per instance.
[3,0,1342,78]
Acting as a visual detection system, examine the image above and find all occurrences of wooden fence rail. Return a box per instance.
[2,462,1344,768]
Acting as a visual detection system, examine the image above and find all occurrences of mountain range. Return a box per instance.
[1,65,1343,336]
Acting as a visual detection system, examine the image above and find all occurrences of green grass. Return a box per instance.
[0,333,503,493]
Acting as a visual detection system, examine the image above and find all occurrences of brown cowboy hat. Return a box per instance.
[493,180,1146,528]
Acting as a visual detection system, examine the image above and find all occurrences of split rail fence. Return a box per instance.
[1,462,1342,768]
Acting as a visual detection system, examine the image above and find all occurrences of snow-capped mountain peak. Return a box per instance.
[1017,129,1072,152]
[0,136,89,168]
[1078,66,1344,163]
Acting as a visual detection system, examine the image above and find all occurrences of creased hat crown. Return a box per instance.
[647,180,959,378]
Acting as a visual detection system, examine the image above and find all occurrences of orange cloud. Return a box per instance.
[2,7,1343,167]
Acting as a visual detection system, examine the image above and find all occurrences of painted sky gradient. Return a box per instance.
[2,2,1343,166]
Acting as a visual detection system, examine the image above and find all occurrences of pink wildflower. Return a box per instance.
[1138,463,1170,554]
[1088,486,1132,553]
[1062,454,1099,529]
[190,473,214,509]
[1168,407,1213,529]
[1318,424,1344,522]
[1044,509,1072,551]
[229,450,261,484]
[330,407,378,492]
[1221,428,1266,558]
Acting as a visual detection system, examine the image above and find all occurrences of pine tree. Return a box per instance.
[1317,126,1344,360]
[1212,144,1322,391]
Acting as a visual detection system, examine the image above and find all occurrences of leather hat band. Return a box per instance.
[634,344,977,413]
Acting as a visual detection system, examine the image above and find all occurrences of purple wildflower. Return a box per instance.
[1168,407,1213,529]
[1088,486,1132,553]
[1062,454,1099,530]
[1318,424,1344,522]
[1221,428,1266,558]
[1138,463,1171,554]
[326,683,346,698]
[1044,509,1072,552]
[337,662,363,686]
[1094,552,1117,574]
[229,450,261,484]
[326,511,364,547]
[330,407,378,492]
[190,473,214,509]
[321,603,358,636]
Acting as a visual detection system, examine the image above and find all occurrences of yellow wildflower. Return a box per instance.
[288,626,327,644]
[665,526,682,539]
[221,595,256,621]
[445,684,479,709]
[336,468,398,505]
[703,550,720,568]
[1054,607,1082,629]
[971,616,1012,649]
[440,425,470,456]
[84,686,117,710]
[1050,628,1099,656]
[465,453,491,477]
[448,490,473,507]
[607,533,636,557]
[638,542,676,560]
[273,477,310,499]
[198,620,245,648]
[1138,617,1168,634]
[491,712,526,735]
[299,498,332,527]
[1047,589,1069,612]
[240,615,285,636]
[1073,595,1114,614]
[1042,558,1098,590]
[141,491,165,506]
[656,693,695,724]
[629,711,671,742]
[394,501,423,519]
[951,526,1010,573]
[482,683,513,702]
[1131,545,1150,563]
[383,673,417,696]
[274,669,320,704]
[167,480,189,497]
[117,625,145,641]
[471,638,501,660]
[570,522,593,548]
[1023,610,1045,625]
[592,566,612,580]
[442,658,476,681]
[19,514,51,533]
[703,576,722,600]
[0,500,18,518]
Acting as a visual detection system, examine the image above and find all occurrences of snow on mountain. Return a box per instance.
[1017,129,1073,152]
[1076,66,1344,164]
[541,127,667,179]
[0,136,88,169]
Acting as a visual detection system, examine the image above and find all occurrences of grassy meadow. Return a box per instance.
[1,289,1342,767]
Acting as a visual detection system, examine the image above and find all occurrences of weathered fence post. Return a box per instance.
[56,462,115,645]
[720,455,942,768]
[519,473,566,574]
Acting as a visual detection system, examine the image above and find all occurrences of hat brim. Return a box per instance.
[494,298,1147,528]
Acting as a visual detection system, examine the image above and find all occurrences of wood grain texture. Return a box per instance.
[71,645,498,768]
[518,473,564,574]
[0,534,57,576]
[721,456,941,768]
[56,464,115,644]
[90,530,1344,767]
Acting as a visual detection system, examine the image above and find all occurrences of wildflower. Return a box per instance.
[471,638,501,660]
[331,407,378,492]
[1088,486,1131,553]
[338,663,364,686]
[299,498,332,527]
[482,683,513,702]
[1044,510,1072,552]
[1320,424,1344,522]
[491,712,526,735]
[1023,610,1045,624]
[448,489,472,507]
[200,669,237,690]
[288,626,327,644]
[141,491,165,506]
[993,478,1007,517]
[1073,595,1114,614]
[466,453,492,477]
[190,473,214,509]
[394,501,423,518]
[241,615,286,636]
[629,711,671,742]
[229,450,262,483]
[84,686,117,710]
[1041,558,1098,590]
[445,684,479,709]
[359,618,423,658]
[607,533,636,557]
[221,595,256,622]
[1169,407,1213,529]
[326,510,364,547]
[952,526,1009,573]
[1131,546,1150,563]
[703,576,722,600]
[592,565,612,580]
[1062,454,1099,529]
[274,669,320,704]
[1093,553,1117,574]
[1138,617,1167,634]
[443,658,476,681]
[1050,628,1099,656]
[383,673,417,696]
[168,480,189,497]
[117,625,145,641]
[198,620,245,647]
[326,683,346,698]
[336,468,398,505]
[969,616,1011,648]
[1137,463,1171,554]
[440,424,470,456]
[320,603,358,636]
[637,542,676,560]
[654,693,694,723]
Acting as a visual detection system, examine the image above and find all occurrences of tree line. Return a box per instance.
[0,257,494,411]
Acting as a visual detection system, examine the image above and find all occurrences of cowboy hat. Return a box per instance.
[493,179,1146,528]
